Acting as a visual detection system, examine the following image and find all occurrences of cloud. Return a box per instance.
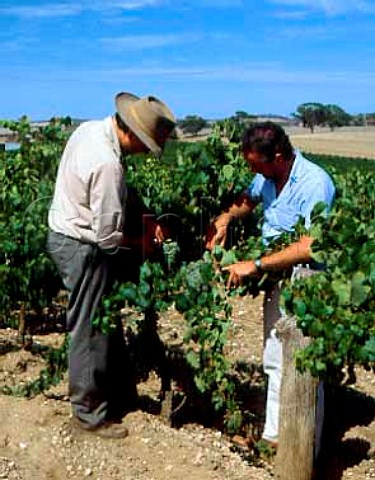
[269,23,347,41]
[101,32,231,50]
[36,64,374,87]
[101,33,199,50]
[108,66,375,86]
[0,39,27,51]
[161,0,243,7]
[0,0,241,19]
[100,0,159,9]
[0,4,82,18]
[196,0,243,6]
[272,9,308,19]
[268,0,375,16]
[0,1,160,18]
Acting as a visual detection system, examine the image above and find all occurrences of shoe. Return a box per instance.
[70,416,129,439]
[231,434,254,451]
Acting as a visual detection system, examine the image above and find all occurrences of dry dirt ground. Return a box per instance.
[188,126,375,160]
[279,126,375,160]
[1,295,374,480]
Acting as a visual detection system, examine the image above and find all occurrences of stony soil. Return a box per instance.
[1,295,374,480]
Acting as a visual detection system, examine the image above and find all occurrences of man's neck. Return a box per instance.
[274,154,295,195]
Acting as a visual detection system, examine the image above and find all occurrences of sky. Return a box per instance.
[1,0,375,120]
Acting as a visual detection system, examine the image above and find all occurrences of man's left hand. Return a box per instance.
[222,261,259,289]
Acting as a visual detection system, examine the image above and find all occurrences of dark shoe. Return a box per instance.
[70,417,129,439]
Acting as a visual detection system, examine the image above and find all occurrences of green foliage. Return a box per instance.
[306,152,375,175]
[293,102,327,132]
[174,253,233,408]
[124,127,251,260]
[1,116,374,429]
[214,118,247,144]
[282,170,375,377]
[1,334,69,397]
[324,104,352,131]
[0,117,70,320]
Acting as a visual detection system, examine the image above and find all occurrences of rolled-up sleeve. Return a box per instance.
[90,161,126,251]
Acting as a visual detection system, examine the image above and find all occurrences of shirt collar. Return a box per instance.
[288,149,303,187]
[103,116,121,159]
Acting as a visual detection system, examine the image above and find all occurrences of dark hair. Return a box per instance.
[242,121,294,161]
[115,113,130,133]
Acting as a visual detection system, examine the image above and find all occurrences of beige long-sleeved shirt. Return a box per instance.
[48,116,127,250]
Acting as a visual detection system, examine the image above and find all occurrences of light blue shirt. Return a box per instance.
[246,151,335,243]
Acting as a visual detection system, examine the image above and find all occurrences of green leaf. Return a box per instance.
[295,298,307,317]
[186,350,200,369]
[220,249,237,266]
[222,164,235,180]
[331,279,351,306]
[175,293,191,312]
[351,271,370,307]
[361,336,375,362]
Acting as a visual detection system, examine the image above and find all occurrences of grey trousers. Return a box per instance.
[47,231,137,427]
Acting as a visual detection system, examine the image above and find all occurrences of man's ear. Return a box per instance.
[274,152,283,163]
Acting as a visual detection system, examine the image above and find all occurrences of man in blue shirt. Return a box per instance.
[206,122,335,446]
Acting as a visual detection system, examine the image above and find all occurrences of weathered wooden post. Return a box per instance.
[18,301,26,343]
[274,316,318,480]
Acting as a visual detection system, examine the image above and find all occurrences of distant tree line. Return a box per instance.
[293,103,375,133]
[177,106,374,137]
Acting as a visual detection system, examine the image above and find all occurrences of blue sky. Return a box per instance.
[1,0,375,120]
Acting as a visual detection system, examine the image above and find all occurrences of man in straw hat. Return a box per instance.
[47,92,175,438]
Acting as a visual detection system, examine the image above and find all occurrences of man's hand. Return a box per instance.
[222,261,259,289]
[123,216,170,259]
[141,216,169,257]
[205,213,233,250]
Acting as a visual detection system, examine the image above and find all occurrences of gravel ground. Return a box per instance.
[1,294,374,480]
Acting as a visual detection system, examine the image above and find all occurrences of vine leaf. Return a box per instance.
[350,271,370,307]
[331,279,351,306]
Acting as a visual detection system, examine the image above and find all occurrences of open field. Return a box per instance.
[286,126,375,159]
[184,126,375,160]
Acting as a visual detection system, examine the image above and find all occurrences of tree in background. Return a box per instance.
[293,102,327,133]
[178,115,208,136]
[293,102,352,132]
[324,104,352,131]
[233,110,257,122]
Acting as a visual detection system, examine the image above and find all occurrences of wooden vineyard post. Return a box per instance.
[274,316,318,480]
[18,301,26,343]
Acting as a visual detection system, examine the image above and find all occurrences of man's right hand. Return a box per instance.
[205,213,233,250]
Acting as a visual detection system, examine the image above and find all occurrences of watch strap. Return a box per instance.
[254,258,263,270]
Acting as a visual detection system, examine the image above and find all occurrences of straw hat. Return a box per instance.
[115,92,175,156]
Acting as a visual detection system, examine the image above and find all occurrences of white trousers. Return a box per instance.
[262,284,283,443]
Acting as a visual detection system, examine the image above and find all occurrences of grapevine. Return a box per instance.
[0,117,373,433]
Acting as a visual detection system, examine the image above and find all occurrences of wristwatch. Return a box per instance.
[254,257,263,271]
